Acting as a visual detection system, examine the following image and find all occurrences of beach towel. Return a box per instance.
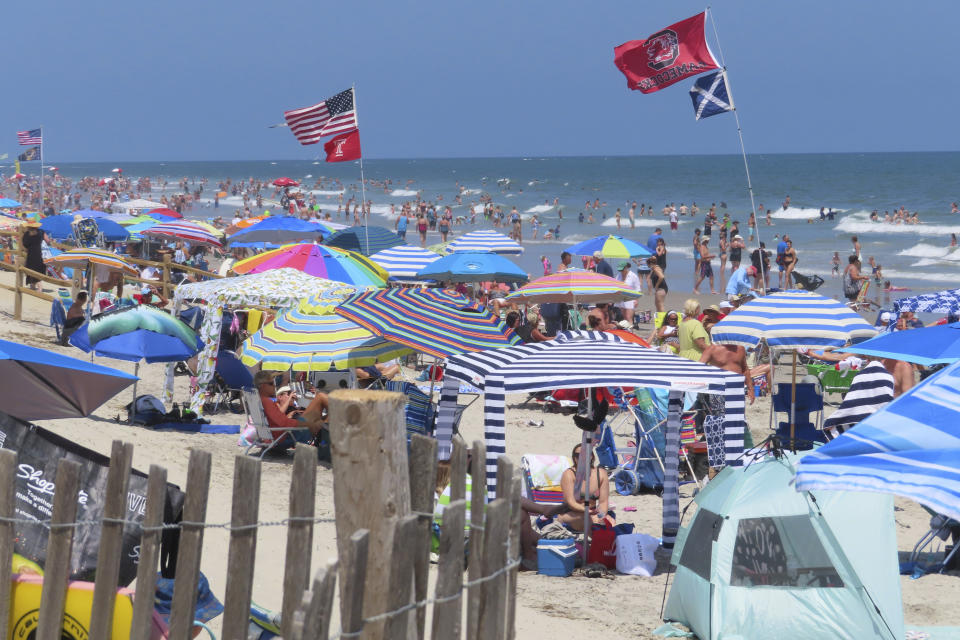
[822,361,894,440]
[151,422,240,434]
[522,454,572,504]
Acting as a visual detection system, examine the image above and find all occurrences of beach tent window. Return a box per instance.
[677,508,723,581]
[730,516,843,588]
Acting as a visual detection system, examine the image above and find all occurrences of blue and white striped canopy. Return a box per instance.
[445,331,733,394]
[369,245,441,279]
[893,287,960,314]
[795,359,960,523]
[446,230,524,255]
[710,290,876,349]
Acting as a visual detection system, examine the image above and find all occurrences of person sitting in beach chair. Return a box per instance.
[60,291,88,346]
[557,443,615,533]
[355,362,401,388]
[254,371,327,445]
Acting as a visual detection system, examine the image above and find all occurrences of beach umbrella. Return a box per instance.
[226,216,331,246]
[112,167,123,173]
[415,251,528,283]
[446,230,524,255]
[231,244,387,288]
[711,290,877,446]
[893,288,960,315]
[118,215,158,226]
[334,287,520,359]
[40,214,130,242]
[427,240,454,255]
[505,268,643,304]
[297,283,362,315]
[239,307,411,372]
[324,225,404,256]
[0,337,137,420]
[0,197,22,207]
[272,177,300,187]
[795,359,960,524]
[146,208,182,219]
[68,306,202,406]
[46,248,138,276]
[370,245,442,279]
[565,234,654,258]
[836,322,960,366]
[71,208,111,219]
[141,221,223,247]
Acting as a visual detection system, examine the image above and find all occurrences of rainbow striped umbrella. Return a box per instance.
[46,248,138,276]
[505,268,643,304]
[141,221,223,247]
[239,307,411,372]
[566,234,653,258]
[232,244,388,288]
[334,287,520,358]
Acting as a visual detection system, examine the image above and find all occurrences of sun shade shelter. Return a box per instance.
[795,358,960,524]
[324,225,405,256]
[445,229,524,255]
[893,287,960,314]
[164,269,359,412]
[225,216,333,247]
[369,245,442,280]
[665,453,903,640]
[439,330,747,546]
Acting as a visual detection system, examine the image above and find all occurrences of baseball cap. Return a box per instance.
[719,300,734,310]
[617,261,631,271]
[733,234,743,240]
[704,304,721,314]
[617,319,631,330]
[880,311,892,323]
[276,385,292,394]
[746,265,757,275]
[592,250,603,259]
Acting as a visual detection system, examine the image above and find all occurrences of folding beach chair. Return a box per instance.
[521,454,571,505]
[382,380,436,441]
[206,351,254,414]
[905,507,960,575]
[240,388,311,459]
[772,382,827,449]
[791,272,825,292]
[847,280,878,312]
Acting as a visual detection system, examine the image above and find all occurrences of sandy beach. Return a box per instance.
[1,272,956,639]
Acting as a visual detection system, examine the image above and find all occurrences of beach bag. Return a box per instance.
[615,532,659,576]
[127,394,166,425]
[588,524,618,569]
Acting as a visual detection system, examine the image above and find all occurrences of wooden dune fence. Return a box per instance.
[0,390,522,640]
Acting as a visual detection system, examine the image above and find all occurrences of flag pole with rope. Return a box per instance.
[39,125,44,216]
[352,84,370,255]
[705,7,768,293]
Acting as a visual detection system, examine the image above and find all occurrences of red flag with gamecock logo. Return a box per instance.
[323,129,361,163]
[614,12,720,94]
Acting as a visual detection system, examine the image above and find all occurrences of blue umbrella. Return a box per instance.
[71,208,112,219]
[227,216,331,246]
[795,358,960,524]
[0,198,22,207]
[325,225,404,256]
[894,288,960,315]
[0,338,136,420]
[838,322,960,366]
[40,214,130,242]
[69,306,202,407]
[415,251,528,283]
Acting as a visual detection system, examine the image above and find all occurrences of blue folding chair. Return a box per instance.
[208,350,254,414]
[773,382,826,448]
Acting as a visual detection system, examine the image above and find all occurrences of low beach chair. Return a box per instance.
[207,351,254,414]
[240,388,311,459]
[521,454,571,505]
[848,280,879,312]
[791,272,825,292]
[905,507,960,575]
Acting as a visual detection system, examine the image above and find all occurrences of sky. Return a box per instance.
[4,0,959,161]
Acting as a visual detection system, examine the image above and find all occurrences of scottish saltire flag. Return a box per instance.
[690,71,734,120]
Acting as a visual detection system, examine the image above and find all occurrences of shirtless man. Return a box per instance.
[587,304,617,330]
[882,358,916,396]
[699,343,756,404]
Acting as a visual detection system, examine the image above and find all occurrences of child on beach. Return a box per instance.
[831,252,840,277]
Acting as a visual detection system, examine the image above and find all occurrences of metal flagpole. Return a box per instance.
[706,8,768,293]
[351,84,370,255]
[39,126,44,215]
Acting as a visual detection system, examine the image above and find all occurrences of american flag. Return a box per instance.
[283,89,357,146]
[17,129,42,146]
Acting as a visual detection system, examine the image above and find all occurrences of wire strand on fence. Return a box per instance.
[0,514,339,532]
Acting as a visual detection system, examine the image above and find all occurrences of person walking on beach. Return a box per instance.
[395,212,408,240]
[646,256,668,312]
[831,252,841,277]
[729,234,744,272]
[842,255,869,301]
[416,212,428,247]
[615,261,641,325]
[776,234,790,288]
[851,235,862,261]
[718,231,728,280]
[693,239,716,294]
[782,239,798,288]
[692,228,702,277]
[647,227,663,254]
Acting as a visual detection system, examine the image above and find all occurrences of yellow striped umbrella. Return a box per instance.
[46,248,138,277]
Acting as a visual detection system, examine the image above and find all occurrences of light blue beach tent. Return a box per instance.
[664,453,903,640]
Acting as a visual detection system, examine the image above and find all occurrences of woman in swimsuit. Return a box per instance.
[557,443,614,532]
[692,228,702,276]
[647,256,668,312]
[718,231,728,279]
[783,240,797,288]
[417,213,429,247]
[729,234,743,271]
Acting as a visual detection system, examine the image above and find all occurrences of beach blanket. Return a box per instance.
[822,361,894,440]
[149,422,240,434]
[522,454,571,504]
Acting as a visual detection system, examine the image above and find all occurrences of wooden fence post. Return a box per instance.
[384,514,419,640]
[329,389,410,640]
[449,436,467,503]
[221,455,262,640]
[408,434,437,640]
[301,560,338,640]
[13,257,23,320]
[505,473,522,640]
[477,499,509,640]
[431,500,465,640]
[89,441,134,640]
[340,529,370,639]
[161,254,172,300]
[36,459,82,640]
[466,439,486,640]
[0,450,17,635]
[281,444,317,639]
[130,465,168,640]
[167,449,212,640]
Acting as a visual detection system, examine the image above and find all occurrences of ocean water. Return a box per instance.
[13,152,960,297]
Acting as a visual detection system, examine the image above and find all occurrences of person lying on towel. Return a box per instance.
[254,371,327,445]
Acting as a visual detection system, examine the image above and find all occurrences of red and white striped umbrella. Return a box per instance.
[141,221,223,247]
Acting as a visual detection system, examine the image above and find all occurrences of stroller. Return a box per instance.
[791,272,825,291]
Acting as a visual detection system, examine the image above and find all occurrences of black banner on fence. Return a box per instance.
[0,411,184,586]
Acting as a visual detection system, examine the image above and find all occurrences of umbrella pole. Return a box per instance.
[582,388,593,568]
[767,343,776,432]
[790,349,797,453]
[131,362,139,420]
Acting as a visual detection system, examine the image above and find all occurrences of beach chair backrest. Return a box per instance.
[216,351,254,390]
[240,388,272,442]
[654,311,683,329]
[521,454,572,504]
[856,280,870,302]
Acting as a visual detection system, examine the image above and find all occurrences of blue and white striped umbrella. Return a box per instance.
[711,290,877,349]
[795,359,960,523]
[446,230,524,255]
[893,287,960,314]
[369,245,441,279]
